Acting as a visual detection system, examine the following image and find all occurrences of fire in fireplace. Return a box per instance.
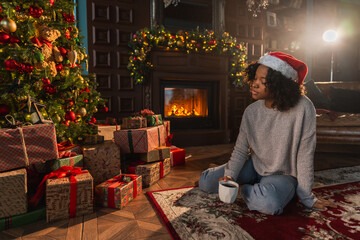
[164,88,208,118]
[160,80,218,130]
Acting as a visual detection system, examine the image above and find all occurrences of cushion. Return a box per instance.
[329,87,360,113]
[304,79,330,109]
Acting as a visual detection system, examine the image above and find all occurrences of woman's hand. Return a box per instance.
[313,197,337,210]
[219,176,234,182]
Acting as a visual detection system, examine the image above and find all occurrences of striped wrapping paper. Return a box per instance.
[0,168,27,218]
[113,125,166,153]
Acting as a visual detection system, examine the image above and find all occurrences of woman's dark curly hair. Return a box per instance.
[244,62,306,112]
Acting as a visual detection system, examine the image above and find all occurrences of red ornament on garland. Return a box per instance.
[49,0,55,7]
[65,111,76,121]
[43,84,56,94]
[15,6,21,12]
[83,98,88,103]
[89,117,96,124]
[0,32,10,43]
[9,35,20,44]
[58,47,67,57]
[62,120,70,127]
[0,104,10,116]
[23,63,33,73]
[66,99,74,108]
[55,63,63,72]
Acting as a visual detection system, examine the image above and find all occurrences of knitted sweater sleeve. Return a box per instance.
[296,102,318,208]
[224,112,250,180]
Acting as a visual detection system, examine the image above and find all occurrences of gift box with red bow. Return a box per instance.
[114,125,166,153]
[83,140,121,185]
[95,174,142,209]
[0,168,27,218]
[28,166,93,222]
[145,114,163,127]
[128,158,171,187]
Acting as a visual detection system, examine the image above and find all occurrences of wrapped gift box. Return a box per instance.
[125,146,170,163]
[82,134,104,145]
[83,140,121,185]
[114,125,166,153]
[0,207,46,231]
[0,124,58,173]
[171,148,186,166]
[95,174,142,209]
[121,117,147,129]
[49,155,84,171]
[98,125,118,141]
[145,114,163,127]
[46,169,93,222]
[0,168,27,218]
[134,158,171,187]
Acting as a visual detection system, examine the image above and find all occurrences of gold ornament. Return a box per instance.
[77,52,84,61]
[67,50,78,66]
[0,17,17,32]
[77,107,87,117]
[15,13,28,21]
[93,107,98,113]
[176,40,184,47]
[60,69,70,77]
[25,114,32,122]
[158,36,164,42]
[76,75,84,84]
[55,114,61,122]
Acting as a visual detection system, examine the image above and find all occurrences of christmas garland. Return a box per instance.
[127,26,247,87]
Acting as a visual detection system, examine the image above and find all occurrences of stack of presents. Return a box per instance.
[0,109,185,231]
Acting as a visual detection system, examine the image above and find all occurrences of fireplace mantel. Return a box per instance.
[146,49,231,147]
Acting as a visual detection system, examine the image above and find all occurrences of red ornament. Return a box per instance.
[42,78,51,85]
[0,6,2,13]
[62,120,70,127]
[62,13,75,23]
[24,63,33,73]
[65,111,76,121]
[16,63,26,73]
[0,32,10,43]
[101,106,108,113]
[15,6,21,12]
[49,0,55,7]
[89,117,96,124]
[43,84,56,94]
[28,5,43,18]
[65,30,71,39]
[66,100,74,108]
[56,63,63,72]
[4,59,18,71]
[83,99,88,103]
[0,104,10,116]
[58,47,67,57]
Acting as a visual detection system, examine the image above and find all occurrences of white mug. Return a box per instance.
[218,180,239,203]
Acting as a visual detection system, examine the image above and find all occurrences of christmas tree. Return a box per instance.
[0,1,106,142]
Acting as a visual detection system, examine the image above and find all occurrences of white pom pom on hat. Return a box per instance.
[259,52,308,85]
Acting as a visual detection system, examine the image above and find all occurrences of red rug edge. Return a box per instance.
[146,186,195,240]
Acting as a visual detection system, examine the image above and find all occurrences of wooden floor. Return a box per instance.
[1,144,360,240]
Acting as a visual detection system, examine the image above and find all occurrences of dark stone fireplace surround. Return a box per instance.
[144,49,231,147]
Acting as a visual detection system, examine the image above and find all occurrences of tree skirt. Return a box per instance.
[147,176,360,239]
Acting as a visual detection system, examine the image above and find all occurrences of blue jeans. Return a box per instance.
[199,158,297,215]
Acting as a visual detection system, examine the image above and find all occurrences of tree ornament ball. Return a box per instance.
[55,114,61,122]
[93,107,98,113]
[24,114,32,122]
[0,104,10,116]
[65,111,76,121]
[1,17,17,32]
[77,107,87,117]
[176,40,184,47]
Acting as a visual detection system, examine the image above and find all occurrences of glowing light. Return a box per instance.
[322,30,338,43]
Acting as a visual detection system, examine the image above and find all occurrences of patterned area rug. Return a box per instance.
[147,167,360,240]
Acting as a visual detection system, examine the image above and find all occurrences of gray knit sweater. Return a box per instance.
[224,95,317,208]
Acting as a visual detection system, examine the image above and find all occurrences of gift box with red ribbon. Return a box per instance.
[114,125,166,153]
[170,148,186,166]
[83,140,121,186]
[57,141,82,158]
[125,146,171,163]
[145,114,163,127]
[0,168,27,218]
[121,116,147,129]
[0,124,58,172]
[95,174,142,209]
[49,154,83,171]
[129,158,171,187]
[31,166,93,222]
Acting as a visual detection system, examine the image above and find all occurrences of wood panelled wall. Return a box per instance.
[87,0,149,121]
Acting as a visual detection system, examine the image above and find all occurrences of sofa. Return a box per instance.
[304,80,360,153]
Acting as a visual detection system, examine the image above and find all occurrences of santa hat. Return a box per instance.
[259,52,308,85]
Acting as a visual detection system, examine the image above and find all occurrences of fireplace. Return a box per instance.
[148,49,230,147]
[161,80,219,130]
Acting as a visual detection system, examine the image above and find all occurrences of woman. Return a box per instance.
[198,52,336,215]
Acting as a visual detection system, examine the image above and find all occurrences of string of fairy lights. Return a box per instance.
[127,26,248,87]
